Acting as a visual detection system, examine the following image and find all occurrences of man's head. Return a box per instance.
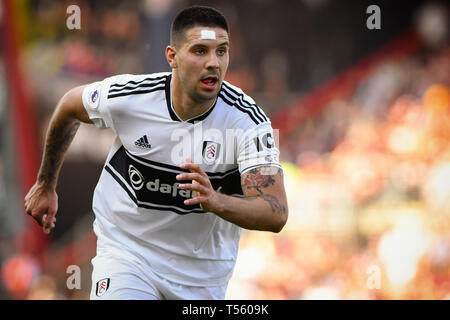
[170,6,229,48]
[166,6,230,104]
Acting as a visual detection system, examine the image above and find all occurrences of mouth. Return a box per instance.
[200,75,219,89]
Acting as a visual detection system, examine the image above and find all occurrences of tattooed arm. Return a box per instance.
[24,85,93,234]
[236,166,288,232]
[177,163,288,233]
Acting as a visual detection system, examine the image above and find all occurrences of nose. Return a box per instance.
[205,51,220,69]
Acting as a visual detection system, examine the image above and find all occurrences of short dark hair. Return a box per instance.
[170,6,229,46]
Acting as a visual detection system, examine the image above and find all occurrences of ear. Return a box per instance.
[166,45,178,69]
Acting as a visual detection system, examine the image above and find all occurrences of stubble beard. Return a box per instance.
[190,81,220,105]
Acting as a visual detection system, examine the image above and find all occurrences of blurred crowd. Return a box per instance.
[228,44,450,299]
[0,0,449,299]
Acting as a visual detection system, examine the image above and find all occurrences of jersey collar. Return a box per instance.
[165,74,218,124]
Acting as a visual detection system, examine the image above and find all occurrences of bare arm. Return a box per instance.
[24,85,92,234]
[37,85,92,188]
[176,162,288,233]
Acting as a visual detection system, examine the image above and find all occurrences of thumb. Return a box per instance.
[43,206,57,234]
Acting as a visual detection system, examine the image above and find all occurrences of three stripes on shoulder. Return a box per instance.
[108,75,167,99]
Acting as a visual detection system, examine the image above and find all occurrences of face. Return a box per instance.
[167,26,230,103]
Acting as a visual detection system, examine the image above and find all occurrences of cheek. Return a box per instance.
[181,59,202,76]
[220,60,229,76]
[221,55,229,69]
[178,64,201,90]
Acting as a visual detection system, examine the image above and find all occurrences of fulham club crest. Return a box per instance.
[96,278,110,297]
[202,141,220,165]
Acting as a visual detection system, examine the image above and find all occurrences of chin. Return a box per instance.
[195,90,219,102]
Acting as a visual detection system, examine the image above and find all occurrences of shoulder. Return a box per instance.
[218,80,270,127]
[104,72,171,86]
[104,72,171,99]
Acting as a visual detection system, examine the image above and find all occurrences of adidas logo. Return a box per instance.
[134,135,152,149]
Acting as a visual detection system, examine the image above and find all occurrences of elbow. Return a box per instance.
[271,208,288,233]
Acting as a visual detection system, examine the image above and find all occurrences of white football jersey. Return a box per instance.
[82,72,281,286]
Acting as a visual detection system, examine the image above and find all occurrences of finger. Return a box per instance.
[24,201,30,213]
[176,172,209,185]
[180,161,206,175]
[179,156,193,168]
[43,209,57,234]
[43,214,54,234]
[43,213,47,224]
[44,226,54,235]
[24,198,37,215]
[25,206,33,216]
[184,196,207,206]
[179,182,209,194]
[176,172,203,181]
[48,217,56,231]
[29,208,45,226]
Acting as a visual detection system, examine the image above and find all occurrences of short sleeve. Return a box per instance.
[82,79,114,130]
[237,122,282,174]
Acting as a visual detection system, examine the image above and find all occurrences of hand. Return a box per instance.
[176,158,223,213]
[24,182,58,234]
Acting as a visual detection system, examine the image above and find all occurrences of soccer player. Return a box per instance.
[24,6,288,299]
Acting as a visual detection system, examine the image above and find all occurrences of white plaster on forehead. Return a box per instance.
[200,30,216,40]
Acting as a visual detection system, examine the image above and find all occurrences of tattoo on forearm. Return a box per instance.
[38,119,80,184]
[241,167,282,195]
[262,194,286,214]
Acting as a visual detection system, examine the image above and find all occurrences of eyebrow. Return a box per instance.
[189,41,230,49]
[217,41,229,47]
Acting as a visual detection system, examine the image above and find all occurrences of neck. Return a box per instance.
[171,72,216,121]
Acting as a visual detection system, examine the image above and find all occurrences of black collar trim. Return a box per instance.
[165,74,218,124]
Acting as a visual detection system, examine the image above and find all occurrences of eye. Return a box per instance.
[217,48,227,56]
[194,48,206,55]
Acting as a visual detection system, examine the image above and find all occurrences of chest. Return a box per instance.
[111,103,238,171]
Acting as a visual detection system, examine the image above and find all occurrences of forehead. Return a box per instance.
[183,26,229,46]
